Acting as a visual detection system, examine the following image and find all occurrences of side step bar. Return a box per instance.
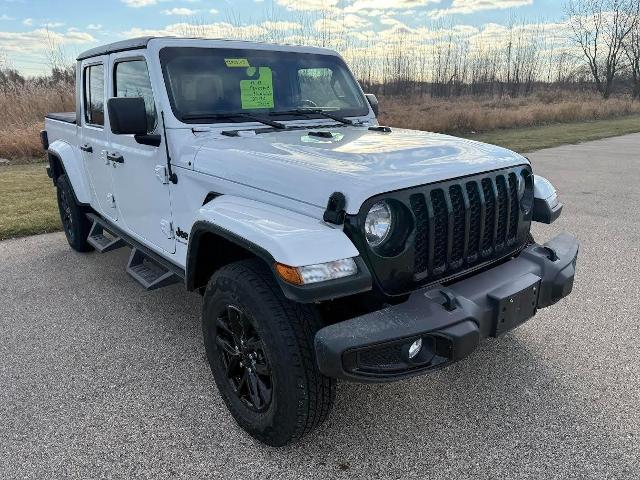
[127,248,180,291]
[86,213,185,291]
[87,221,125,253]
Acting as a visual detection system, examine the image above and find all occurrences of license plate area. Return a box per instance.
[488,273,541,336]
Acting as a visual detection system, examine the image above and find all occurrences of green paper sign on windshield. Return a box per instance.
[240,67,274,110]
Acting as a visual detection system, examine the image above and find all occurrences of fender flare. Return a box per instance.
[48,140,92,205]
[533,175,562,224]
[186,196,372,303]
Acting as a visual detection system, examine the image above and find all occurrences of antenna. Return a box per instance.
[161,111,178,184]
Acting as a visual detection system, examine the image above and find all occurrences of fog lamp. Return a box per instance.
[408,338,423,359]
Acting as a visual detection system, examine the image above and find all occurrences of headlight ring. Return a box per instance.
[364,201,394,247]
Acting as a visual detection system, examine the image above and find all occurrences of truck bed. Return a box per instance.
[44,113,80,157]
[45,112,77,124]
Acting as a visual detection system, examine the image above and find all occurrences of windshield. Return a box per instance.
[159,47,369,123]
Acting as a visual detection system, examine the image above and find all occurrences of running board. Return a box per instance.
[87,221,125,253]
[126,248,180,291]
[85,213,186,292]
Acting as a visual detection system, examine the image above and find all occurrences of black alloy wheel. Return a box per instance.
[58,180,74,241]
[55,174,93,252]
[215,305,273,412]
[202,259,336,446]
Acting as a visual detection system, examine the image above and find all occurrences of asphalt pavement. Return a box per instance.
[1,133,639,479]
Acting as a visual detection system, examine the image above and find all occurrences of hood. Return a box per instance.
[192,126,529,214]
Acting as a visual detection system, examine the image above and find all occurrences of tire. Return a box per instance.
[202,259,336,446]
[56,174,93,252]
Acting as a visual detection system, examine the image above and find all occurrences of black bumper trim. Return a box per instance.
[314,232,579,383]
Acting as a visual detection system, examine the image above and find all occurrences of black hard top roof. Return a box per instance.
[76,36,335,62]
[77,36,157,61]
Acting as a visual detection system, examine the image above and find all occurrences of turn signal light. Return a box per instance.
[275,263,304,285]
[275,258,358,285]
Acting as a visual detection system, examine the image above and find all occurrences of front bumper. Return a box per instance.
[314,232,579,383]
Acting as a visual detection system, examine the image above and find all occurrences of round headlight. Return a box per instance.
[365,201,393,247]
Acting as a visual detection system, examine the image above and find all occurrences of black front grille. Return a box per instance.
[412,170,523,278]
[346,165,533,296]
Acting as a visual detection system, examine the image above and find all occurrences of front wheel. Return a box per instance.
[202,259,335,446]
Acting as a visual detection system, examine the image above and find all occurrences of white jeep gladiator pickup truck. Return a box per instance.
[42,36,579,446]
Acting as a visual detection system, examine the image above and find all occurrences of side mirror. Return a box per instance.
[365,93,379,117]
[107,97,161,147]
[107,97,147,135]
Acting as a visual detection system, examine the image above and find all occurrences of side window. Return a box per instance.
[84,64,105,126]
[114,60,157,133]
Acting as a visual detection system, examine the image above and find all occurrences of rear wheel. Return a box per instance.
[202,259,335,446]
[56,174,93,252]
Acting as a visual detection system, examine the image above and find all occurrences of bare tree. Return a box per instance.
[566,0,640,98]
[624,16,640,98]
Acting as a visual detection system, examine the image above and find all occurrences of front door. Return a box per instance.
[107,53,175,254]
[80,58,117,221]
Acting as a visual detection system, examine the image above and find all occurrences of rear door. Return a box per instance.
[80,58,117,221]
[107,52,175,253]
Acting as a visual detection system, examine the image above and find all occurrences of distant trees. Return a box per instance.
[354,20,569,99]
[624,16,640,98]
[0,68,26,89]
[6,2,640,101]
[566,0,640,98]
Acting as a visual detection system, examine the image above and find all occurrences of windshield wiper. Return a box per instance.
[269,109,354,125]
[182,112,286,130]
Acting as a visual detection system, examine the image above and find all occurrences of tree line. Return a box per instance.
[2,0,639,100]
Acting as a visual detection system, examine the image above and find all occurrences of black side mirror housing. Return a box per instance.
[365,93,379,117]
[107,97,148,135]
[107,97,161,146]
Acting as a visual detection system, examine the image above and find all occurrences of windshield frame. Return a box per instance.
[158,47,370,125]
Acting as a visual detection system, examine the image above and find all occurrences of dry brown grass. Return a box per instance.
[1,84,639,161]
[378,91,640,134]
[0,82,74,162]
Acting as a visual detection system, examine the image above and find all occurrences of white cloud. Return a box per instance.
[356,9,386,16]
[41,22,65,28]
[22,18,33,26]
[163,7,198,15]
[0,28,95,56]
[429,0,533,18]
[123,22,269,40]
[314,14,371,33]
[261,20,303,31]
[0,14,14,21]
[87,23,103,30]
[276,0,340,11]
[209,8,219,15]
[345,0,440,12]
[380,16,406,27]
[121,0,157,7]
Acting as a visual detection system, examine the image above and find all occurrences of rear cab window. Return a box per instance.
[83,64,105,127]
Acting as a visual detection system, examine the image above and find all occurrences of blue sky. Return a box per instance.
[0,0,567,75]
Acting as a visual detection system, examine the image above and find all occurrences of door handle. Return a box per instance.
[80,144,93,153]
[107,152,124,164]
